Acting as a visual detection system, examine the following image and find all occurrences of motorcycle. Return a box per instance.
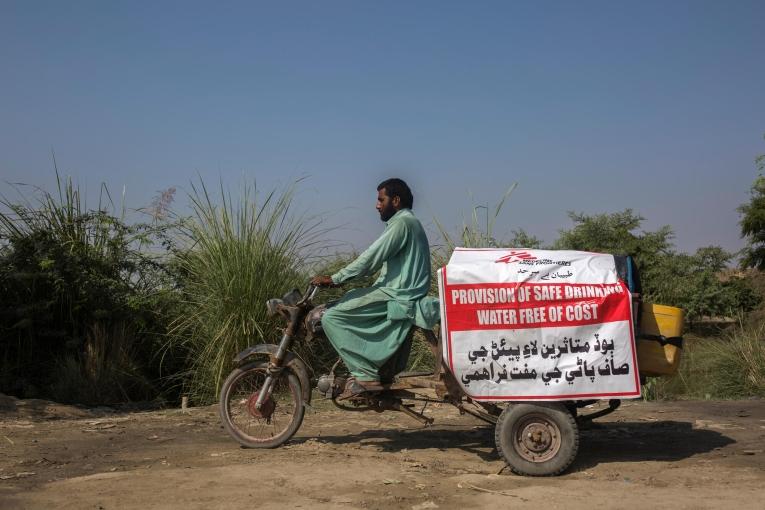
[218,284,629,476]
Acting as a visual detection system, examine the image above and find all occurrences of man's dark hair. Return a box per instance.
[377,178,414,209]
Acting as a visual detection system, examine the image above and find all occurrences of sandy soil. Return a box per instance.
[1,393,763,510]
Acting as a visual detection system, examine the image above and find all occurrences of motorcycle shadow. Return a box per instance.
[297,423,498,462]
[295,420,735,470]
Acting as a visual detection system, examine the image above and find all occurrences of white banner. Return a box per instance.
[438,248,641,401]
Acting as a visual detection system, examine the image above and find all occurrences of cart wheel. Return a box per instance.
[495,402,579,476]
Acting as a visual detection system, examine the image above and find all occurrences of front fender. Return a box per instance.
[233,344,312,404]
[234,344,280,364]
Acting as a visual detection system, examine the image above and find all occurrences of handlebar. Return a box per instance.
[296,284,319,306]
[266,283,325,316]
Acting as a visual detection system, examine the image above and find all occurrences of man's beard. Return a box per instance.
[379,205,396,222]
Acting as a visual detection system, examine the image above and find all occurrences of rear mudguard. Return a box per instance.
[233,344,312,404]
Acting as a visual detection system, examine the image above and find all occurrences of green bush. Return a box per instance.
[0,174,176,404]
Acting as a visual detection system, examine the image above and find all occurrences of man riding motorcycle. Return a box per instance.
[311,178,440,397]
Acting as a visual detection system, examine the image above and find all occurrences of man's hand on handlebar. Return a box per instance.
[310,275,337,287]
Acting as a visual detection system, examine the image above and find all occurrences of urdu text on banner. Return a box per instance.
[437,249,641,401]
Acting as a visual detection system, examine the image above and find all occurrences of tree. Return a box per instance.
[553,210,757,320]
[554,209,673,254]
[739,141,765,270]
[553,209,674,284]
[508,228,543,249]
[650,247,758,321]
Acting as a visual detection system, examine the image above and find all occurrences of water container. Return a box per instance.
[636,303,684,377]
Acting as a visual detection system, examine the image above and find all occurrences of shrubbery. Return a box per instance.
[644,324,765,400]
[0,175,178,403]
[553,210,759,321]
[0,175,762,405]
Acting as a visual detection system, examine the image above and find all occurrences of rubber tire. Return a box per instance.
[495,402,579,476]
[219,361,305,449]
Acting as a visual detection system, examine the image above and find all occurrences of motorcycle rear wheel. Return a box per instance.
[219,361,305,448]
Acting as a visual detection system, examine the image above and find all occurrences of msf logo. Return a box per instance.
[495,250,537,264]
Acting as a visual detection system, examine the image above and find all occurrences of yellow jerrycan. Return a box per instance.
[636,303,684,377]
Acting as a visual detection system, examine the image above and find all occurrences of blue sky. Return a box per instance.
[1,1,763,255]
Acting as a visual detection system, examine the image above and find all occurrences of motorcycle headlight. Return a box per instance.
[266,299,283,316]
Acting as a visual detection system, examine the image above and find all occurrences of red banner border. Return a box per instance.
[440,266,642,400]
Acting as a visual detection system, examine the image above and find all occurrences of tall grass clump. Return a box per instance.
[169,179,325,404]
[703,324,765,397]
[433,183,518,255]
[430,184,519,295]
[644,323,765,400]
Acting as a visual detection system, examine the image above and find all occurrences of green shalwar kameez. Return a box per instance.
[323,208,439,381]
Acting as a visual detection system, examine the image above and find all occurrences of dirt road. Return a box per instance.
[1,394,763,509]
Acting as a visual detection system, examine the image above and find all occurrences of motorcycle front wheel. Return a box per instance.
[219,361,305,448]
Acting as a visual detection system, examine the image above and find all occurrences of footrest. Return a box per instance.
[395,371,434,378]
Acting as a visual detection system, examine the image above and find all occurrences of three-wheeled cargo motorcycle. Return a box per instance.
[219,265,684,476]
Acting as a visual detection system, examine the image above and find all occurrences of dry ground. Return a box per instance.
[1,393,764,510]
